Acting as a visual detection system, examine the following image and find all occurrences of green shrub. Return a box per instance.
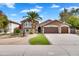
[14,28,21,35]
[29,34,50,45]
[29,30,33,34]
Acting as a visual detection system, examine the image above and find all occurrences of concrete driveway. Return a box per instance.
[45,34,79,45]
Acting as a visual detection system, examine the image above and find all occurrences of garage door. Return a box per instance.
[61,27,68,33]
[44,27,58,33]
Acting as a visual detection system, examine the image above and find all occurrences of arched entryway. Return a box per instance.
[38,26,42,33]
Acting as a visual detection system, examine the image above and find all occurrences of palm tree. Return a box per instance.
[60,8,70,22]
[25,11,42,33]
[70,8,79,16]
[0,10,9,34]
[59,8,79,22]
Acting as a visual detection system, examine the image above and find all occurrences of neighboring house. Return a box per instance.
[7,20,20,33]
[0,20,20,33]
[21,19,39,33]
[38,20,76,33]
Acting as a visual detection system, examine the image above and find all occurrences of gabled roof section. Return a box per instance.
[21,19,31,22]
[39,19,53,26]
[40,19,70,27]
[9,20,20,25]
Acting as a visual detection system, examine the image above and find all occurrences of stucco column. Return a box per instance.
[68,27,70,34]
[59,27,61,34]
[75,29,77,34]
[42,27,44,33]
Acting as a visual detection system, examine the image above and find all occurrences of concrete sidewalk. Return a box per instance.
[0,45,79,56]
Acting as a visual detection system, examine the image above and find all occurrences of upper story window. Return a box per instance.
[24,21,32,27]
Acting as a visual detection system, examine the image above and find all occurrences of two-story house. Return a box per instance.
[21,19,39,33]
[7,20,20,33]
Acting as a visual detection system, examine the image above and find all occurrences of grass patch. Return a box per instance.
[29,34,50,45]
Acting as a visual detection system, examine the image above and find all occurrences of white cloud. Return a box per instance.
[60,6,79,11]
[60,8,64,11]
[51,4,60,8]
[20,5,43,13]
[21,8,41,13]
[35,5,43,9]
[11,14,17,16]
[5,3,15,8]
[40,15,43,17]
[0,3,15,8]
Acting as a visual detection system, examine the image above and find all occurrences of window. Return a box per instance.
[23,22,32,28]
[27,22,32,27]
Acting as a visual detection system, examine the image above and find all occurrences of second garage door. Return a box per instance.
[44,27,58,33]
[61,27,68,33]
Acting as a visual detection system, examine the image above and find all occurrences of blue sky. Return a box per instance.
[0,3,79,23]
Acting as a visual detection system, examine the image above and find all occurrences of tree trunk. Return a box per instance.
[31,20,35,34]
[4,29,7,34]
